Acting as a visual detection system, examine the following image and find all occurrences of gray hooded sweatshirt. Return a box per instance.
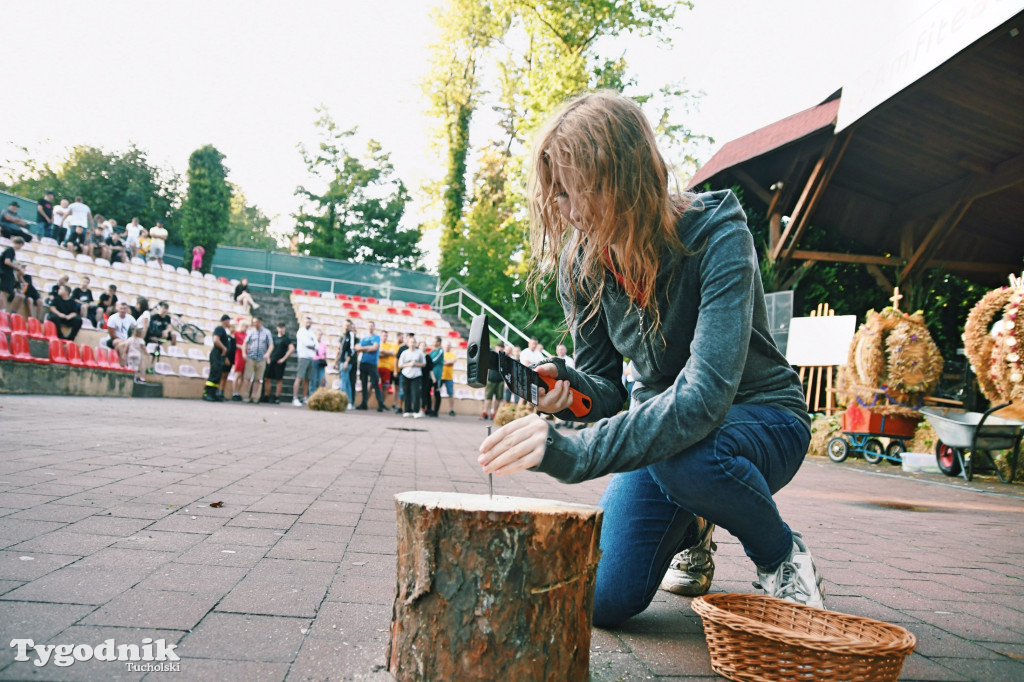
[536,189,810,484]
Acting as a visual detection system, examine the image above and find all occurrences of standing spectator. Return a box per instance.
[97,284,118,318]
[124,217,144,259]
[265,322,294,404]
[61,196,93,241]
[440,341,457,416]
[71,276,98,326]
[204,315,232,402]
[46,284,82,341]
[427,336,445,417]
[393,332,408,413]
[219,319,236,401]
[292,316,317,406]
[0,202,34,241]
[1,237,26,313]
[52,199,70,243]
[311,328,328,395]
[106,301,136,364]
[191,244,205,271]
[232,277,259,311]
[145,301,178,345]
[520,336,545,367]
[334,318,358,409]
[377,330,397,406]
[398,340,426,418]
[420,340,435,416]
[355,321,385,412]
[36,191,55,239]
[123,327,149,381]
[481,362,503,421]
[230,318,249,401]
[148,221,168,265]
[242,316,273,403]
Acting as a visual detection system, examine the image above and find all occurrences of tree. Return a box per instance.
[1,144,180,237]
[221,184,279,251]
[180,145,232,272]
[294,108,422,269]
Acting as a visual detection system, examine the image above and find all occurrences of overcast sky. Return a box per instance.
[3,0,929,266]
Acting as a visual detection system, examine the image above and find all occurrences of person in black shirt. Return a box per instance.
[97,284,118,318]
[205,314,232,402]
[21,274,43,321]
[265,322,295,404]
[71,277,98,326]
[65,225,87,254]
[334,318,358,408]
[46,284,82,340]
[37,192,55,239]
[232,277,259,311]
[393,332,408,413]
[146,301,178,345]
[1,236,26,314]
[0,203,33,241]
[105,231,126,263]
[219,319,237,401]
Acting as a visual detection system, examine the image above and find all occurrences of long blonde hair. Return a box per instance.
[527,90,693,333]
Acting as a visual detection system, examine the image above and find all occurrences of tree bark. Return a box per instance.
[387,491,603,682]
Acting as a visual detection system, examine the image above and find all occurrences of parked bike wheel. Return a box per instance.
[885,440,904,465]
[935,441,961,476]
[863,438,885,464]
[826,437,849,463]
[179,323,204,344]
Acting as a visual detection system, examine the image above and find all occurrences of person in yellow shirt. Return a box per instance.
[377,330,399,405]
[441,340,457,417]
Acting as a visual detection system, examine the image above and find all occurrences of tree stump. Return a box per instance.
[387,491,603,682]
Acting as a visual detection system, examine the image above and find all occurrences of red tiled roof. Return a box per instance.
[687,97,841,189]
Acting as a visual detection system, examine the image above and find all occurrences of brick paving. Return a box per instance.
[0,394,1022,681]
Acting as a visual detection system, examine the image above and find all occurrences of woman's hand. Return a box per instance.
[478,414,550,476]
[536,363,573,414]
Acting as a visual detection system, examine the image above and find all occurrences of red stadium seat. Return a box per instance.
[9,313,27,338]
[448,330,460,338]
[49,339,69,365]
[349,311,361,318]
[458,340,468,349]
[337,294,349,301]
[43,320,59,339]
[341,302,353,309]
[292,288,305,295]
[0,311,10,333]
[10,334,42,363]
[27,318,46,340]
[352,295,363,302]
[386,307,398,314]
[65,341,84,367]
[96,346,116,370]
[81,345,100,369]
[0,333,12,360]
[357,304,368,311]
[421,303,433,311]
[424,319,436,327]
[401,309,412,316]
[366,297,378,304]
[218,277,230,284]
[406,302,417,308]
[308,291,320,298]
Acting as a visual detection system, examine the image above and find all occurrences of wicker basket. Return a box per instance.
[692,594,916,681]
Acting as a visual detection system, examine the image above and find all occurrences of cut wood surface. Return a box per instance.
[387,491,603,682]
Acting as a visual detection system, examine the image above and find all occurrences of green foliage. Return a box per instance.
[1,144,180,238]
[294,109,422,270]
[180,145,232,272]
[221,184,279,251]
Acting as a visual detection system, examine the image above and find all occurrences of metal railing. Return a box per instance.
[433,277,537,351]
[210,264,437,302]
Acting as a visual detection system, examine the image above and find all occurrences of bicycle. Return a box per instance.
[170,316,205,344]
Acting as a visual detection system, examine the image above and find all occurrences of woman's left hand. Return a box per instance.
[478,414,550,476]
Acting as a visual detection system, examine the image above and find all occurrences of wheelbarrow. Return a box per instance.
[920,404,1024,482]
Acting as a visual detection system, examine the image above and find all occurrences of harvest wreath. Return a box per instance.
[963,275,1024,405]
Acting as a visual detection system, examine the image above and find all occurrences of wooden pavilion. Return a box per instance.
[688,4,1024,292]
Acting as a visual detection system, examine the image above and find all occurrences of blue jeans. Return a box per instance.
[593,403,809,628]
[340,367,354,404]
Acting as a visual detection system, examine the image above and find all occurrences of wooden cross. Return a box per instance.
[889,287,903,311]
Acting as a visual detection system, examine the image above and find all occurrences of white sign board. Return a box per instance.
[785,315,857,367]
[836,0,1023,131]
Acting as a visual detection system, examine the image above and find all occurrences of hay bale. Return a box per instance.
[494,403,535,427]
[306,388,349,412]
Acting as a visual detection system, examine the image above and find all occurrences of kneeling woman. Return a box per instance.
[479,91,824,628]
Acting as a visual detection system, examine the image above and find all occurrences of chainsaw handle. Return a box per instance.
[538,374,592,419]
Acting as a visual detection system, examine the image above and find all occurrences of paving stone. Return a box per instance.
[146,513,229,535]
[267,540,348,563]
[225,512,299,530]
[0,601,96,670]
[288,638,390,681]
[10,531,122,557]
[174,540,268,568]
[82,588,219,630]
[287,523,354,544]
[8,505,99,524]
[176,613,309,662]
[0,566,150,605]
[112,530,208,553]
[137,562,248,594]
[165,659,289,682]
[63,515,154,537]
[74,548,175,571]
[0,550,81,581]
[0,519,67,545]
[216,558,335,618]
[345,535,395,555]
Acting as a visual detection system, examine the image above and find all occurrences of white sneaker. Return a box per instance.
[413,412,424,419]
[755,531,826,609]
[346,404,354,411]
[403,413,413,418]
[292,397,302,407]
